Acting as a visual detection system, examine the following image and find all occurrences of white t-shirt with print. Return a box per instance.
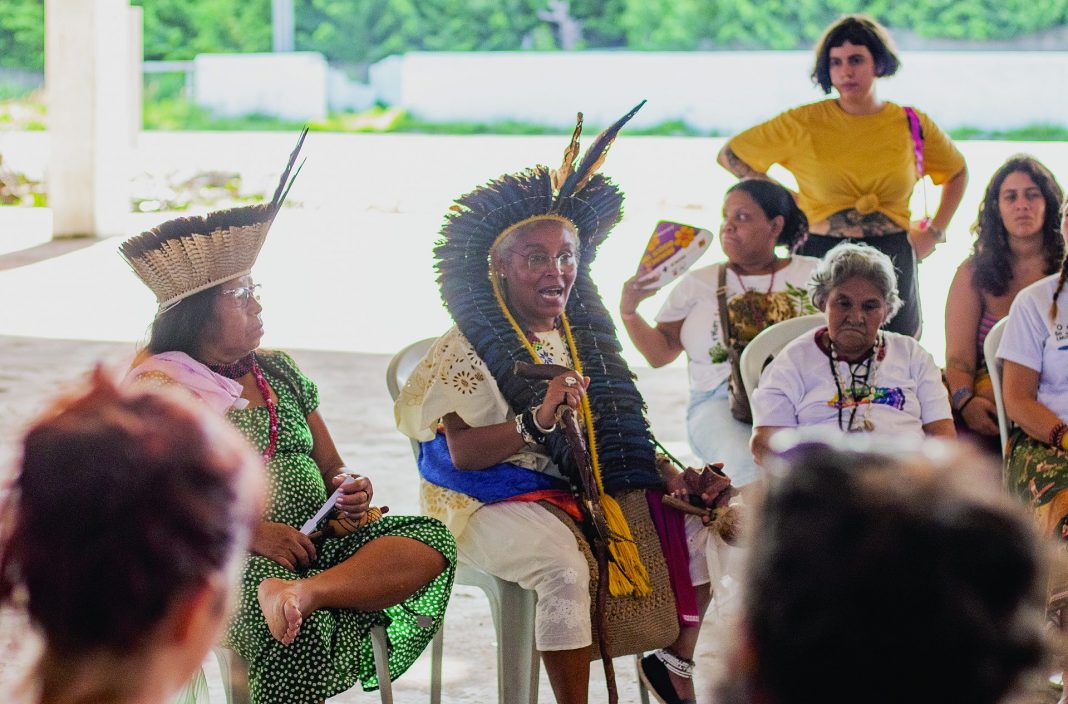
[655,256,820,393]
[997,274,1068,424]
[751,329,952,438]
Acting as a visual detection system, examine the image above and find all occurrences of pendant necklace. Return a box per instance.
[827,334,883,432]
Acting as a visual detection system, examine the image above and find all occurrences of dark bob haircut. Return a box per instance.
[811,15,901,94]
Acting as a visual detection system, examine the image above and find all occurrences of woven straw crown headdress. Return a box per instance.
[120,129,308,313]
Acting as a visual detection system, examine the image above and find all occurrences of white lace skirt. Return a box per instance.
[457,501,593,651]
[458,500,724,651]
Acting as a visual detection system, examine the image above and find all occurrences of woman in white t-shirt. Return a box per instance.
[750,242,955,465]
[621,179,819,485]
[998,251,1068,692]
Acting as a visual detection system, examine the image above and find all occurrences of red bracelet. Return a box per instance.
[1050,422,1068,450]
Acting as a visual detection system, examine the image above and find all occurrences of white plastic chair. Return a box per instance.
[174,629,394,704]
[387,337,540,704]
[984,317,1011,459]
[739,314,827,398]
[173,647,241,704]
[387,337,649,704]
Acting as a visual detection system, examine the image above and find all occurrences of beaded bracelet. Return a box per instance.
[1050,422,1068,451]
[515,413,536,445]
[521,409,548,444]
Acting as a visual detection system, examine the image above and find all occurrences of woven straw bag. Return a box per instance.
[540,488,679,659]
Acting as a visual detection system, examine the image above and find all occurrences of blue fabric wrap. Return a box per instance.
[417,433,568,503]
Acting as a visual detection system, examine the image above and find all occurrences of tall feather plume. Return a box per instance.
[551,113,584,193]
[270,126,309,213]
[556,100,645,204]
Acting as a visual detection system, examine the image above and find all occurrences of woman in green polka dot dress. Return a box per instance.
[120,191,456,704]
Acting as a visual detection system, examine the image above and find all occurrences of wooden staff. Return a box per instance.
[513,360,618,704]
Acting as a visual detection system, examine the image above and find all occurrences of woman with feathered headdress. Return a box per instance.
[396,103,736,704]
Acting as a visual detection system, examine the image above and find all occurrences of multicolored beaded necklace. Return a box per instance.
[525,324,560,365]
[827,333,885,433]
[209,353,280,460]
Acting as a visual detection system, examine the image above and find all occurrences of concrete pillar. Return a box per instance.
[129,5,143,145]
[272,0,295,52]
[45,0,134,239]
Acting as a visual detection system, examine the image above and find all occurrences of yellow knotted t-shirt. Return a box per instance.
[727,100,965,230]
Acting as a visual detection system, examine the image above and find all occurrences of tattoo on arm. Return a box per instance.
[722,147,759,179]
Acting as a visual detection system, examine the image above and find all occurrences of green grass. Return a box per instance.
[0,89,45,130]
[948,124,1068,141]
[5,84,1068,140]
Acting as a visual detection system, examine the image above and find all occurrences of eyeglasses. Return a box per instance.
[512,251,578,274]
[219,283,262,307]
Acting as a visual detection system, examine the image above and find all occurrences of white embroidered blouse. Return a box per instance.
[395,325,573,538]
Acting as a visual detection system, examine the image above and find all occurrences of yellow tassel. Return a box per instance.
[602,493,653,597]
[559,317,652,597]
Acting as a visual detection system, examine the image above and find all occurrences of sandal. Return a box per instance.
[638,650,697,704]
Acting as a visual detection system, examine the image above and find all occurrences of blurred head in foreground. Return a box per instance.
[719,438,1048,704]
[0,370,263,704]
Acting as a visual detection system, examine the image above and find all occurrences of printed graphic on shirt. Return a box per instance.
[708,286,818,363]
[828,386,906,411]
[1056,322,1068,347]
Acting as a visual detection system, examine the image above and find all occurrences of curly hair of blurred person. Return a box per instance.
[715,442,1048,704]
[0,370,264,704]
[971,155,1064,298]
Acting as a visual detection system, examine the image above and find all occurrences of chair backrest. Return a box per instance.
[386,337,437,459]
[740,313,827,399]
[983,317,1010,458]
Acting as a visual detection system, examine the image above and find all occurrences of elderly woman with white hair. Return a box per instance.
[750,242,955,464]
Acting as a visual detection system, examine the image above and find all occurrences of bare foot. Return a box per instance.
[257,578,303,645]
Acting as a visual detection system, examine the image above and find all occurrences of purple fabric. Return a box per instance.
[976,309,1001,372]
[645,490,700,627]
[125,351,246,414]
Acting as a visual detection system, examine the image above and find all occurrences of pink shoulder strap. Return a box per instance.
[903,106,925,178]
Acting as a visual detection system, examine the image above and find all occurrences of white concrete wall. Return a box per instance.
[193,52,328,121]
[374,51,1068,131]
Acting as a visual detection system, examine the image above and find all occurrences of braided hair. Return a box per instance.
[972,155,1064,298]
[727,179,809,253]
[1051,211,1068,320]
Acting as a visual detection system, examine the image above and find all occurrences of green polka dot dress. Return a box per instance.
[224,351,456,704]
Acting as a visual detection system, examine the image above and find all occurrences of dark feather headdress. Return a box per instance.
[436,101,661,596]
[120,129,308,313]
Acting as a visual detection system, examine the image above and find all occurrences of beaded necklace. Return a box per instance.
[827,333,884,433]
[729,259,778,329]
[525,322,561,365]
[209,353,280,460]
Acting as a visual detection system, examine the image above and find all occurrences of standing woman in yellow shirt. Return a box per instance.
[717,14,968,337]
